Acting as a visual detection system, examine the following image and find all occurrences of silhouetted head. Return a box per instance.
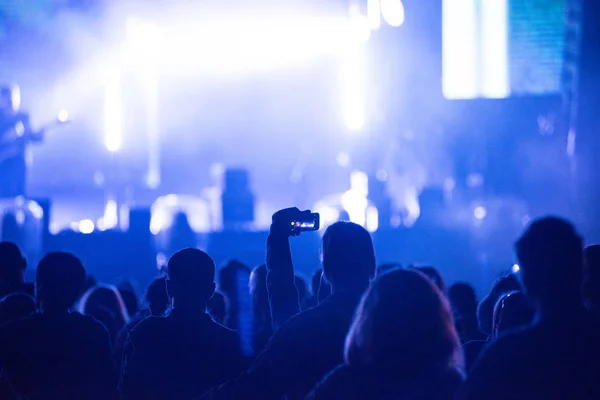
[477,273,521,335]
[583,244,600,311]
[145,277,169,316]
[117,283,139,317]
[414,266,447,293]
[79,285,129,329]
[321,221,376,293]
[295,275,309,304]
[515,217,583,310]
[377,263,403,276]
[249,264,270,326]
[218,259,251,297]
[448,282,478,319]
[0,292,35,324]
[492,291,535,337]
[166,248,216,308]
[345,269,462,378]
[0,241,26,284]
[36,252,86,313]
[207,292,227,324]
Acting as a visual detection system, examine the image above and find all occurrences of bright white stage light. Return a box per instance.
[79,219,95,234]
[341,42,367,131]
[380,0,405,28]
[367,0,382,30]
[480,0,508,98]
[57,109,69,123]
[474,206,487,220]
[125,18,164,66]
[511,264,520,273]
[104,64,122,152]
[341,190,368,227]
[366,206,379,232]
[103,199,118,229]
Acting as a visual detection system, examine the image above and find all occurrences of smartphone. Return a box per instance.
[290,212,320,234]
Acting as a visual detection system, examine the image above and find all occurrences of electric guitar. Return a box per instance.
[0,114,70,163]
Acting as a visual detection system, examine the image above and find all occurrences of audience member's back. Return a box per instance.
[461,217,600,400]
[120,248,247,400]
[203,221,376,400]
[307,269,464,400]
[0,252,116,400]
[0,242,34,298]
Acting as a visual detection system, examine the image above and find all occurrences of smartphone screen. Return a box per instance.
[290,212,320,234]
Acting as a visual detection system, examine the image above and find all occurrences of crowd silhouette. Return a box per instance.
[0,211,599,399]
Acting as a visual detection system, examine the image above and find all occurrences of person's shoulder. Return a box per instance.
[0,311,40,333]
[306,364,356,399]
[470,325,535,376]
[206,317,241,340]
[280,303,325,331]
[129,315,166,336]
[68,312,111,335]
[483,325,533,356]
[0,312,43,349]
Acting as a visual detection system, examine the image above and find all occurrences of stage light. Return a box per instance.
[104,64,122,152]
[366,206,379,232]
[156,252,168,269]
[474,206,487,220]
[103,199,118,229]
[79,219,95,234]
[512,264,520,273]
[367,0,382,30]
[480,0,508,98]
[341,42,367,131]
[380,0,405,28]
[336,152,350,167]
[57,109,69,123]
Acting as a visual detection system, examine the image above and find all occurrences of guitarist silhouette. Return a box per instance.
[0,85,44,198]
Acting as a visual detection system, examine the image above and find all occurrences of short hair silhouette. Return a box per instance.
[0,292,35,324]
[0,241,26,282]
[167,248,216,302]
[321,221,376,291]
[449,282,478,317]
[345,268,462,377]
[515,217,583,306]
[492,291,535,337]
[144,276,169,316]
[36,252,86,312]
